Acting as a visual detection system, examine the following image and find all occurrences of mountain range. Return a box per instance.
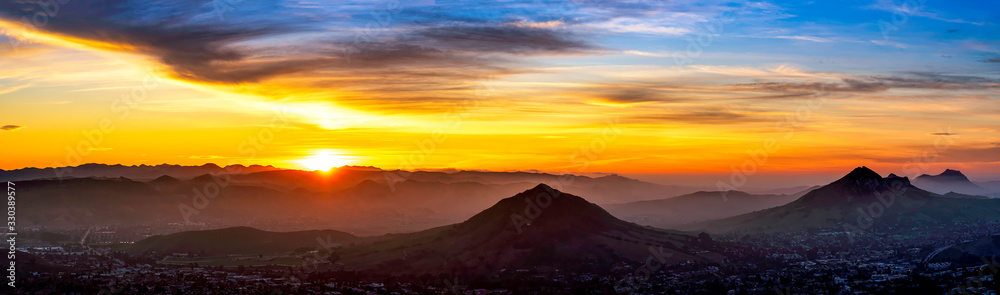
[10,164,719,235]
[694,167,1000,234]
[15,164,1000,241]
[128,184,723,274]
[913,169,994,196]
[120,167,1000,275]
[0,163,281,182]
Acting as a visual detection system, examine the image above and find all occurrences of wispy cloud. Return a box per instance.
[593,88,676,105]
[773,35,833,43]
[865,0,986,25]
[509,20,566,29]
[1,125,23,131]
[0,83,30,96]
[871,39,908,48]
[622,50,670,57]
[0,0,604,112]
[588,17,693,35]
[635,111,770,125]
[733,72,1000,94]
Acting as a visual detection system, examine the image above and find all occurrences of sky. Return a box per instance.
[0,0,998,185]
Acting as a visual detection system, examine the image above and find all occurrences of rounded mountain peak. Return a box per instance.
[940,169,967,177]
[841,166,882,181]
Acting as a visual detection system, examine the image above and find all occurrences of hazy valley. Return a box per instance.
[6,164,1000,294]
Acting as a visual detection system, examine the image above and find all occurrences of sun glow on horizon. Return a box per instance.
[296,149,356,171]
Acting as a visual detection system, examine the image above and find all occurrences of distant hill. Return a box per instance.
[16,177,180,227]
[128,227,359,256]
[338,184,722,274]
[147,175,182,190]
[149,175,181,184]
[913,169,992,196]
[12,166,709,235]
[695,167,1000,234]
[0,163,281,181]
[605,190,801,229]
[3,164,708,204]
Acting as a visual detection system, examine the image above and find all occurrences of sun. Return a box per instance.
[297,150,355,171]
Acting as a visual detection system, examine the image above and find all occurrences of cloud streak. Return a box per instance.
[0,0,600,109]
[733,72,1000,94]
[635,111,770,125]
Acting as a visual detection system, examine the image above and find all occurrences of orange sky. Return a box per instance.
[1,1,998,183]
